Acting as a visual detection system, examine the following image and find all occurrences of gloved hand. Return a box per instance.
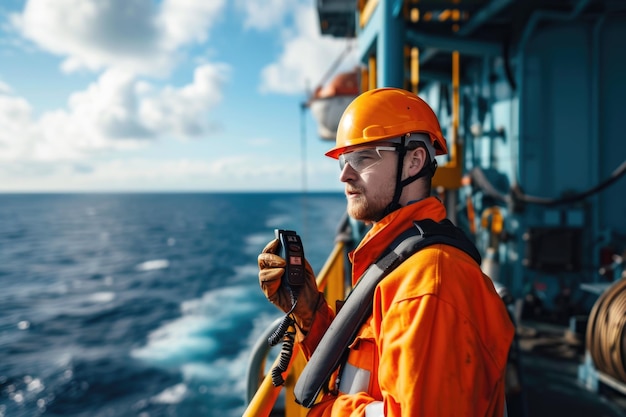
[258,238,324,333]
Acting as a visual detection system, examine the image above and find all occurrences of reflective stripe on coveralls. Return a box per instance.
[338,362,370,394]
[365,401,384,417]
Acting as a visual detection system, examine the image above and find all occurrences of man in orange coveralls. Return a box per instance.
[258,87,515,417]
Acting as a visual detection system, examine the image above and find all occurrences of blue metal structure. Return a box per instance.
[317,0,626,318]
[314,0,626,396]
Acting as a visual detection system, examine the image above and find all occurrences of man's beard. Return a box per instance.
[346,187,393,222]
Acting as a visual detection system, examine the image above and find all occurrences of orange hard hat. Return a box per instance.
[325,87,448,159]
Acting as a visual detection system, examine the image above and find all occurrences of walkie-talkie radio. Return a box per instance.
[269,229,307,387]
[275,229,306,287]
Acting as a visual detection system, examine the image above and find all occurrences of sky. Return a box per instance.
[0,0,358,192]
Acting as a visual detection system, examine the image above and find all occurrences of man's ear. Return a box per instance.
[407,147,427,175]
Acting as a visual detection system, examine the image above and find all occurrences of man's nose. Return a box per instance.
[339,162,357,182]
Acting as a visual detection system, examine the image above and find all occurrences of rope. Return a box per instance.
[586,278,626,382]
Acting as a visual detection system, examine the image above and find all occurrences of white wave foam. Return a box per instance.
[233,264,259,280]
[244,232,274,255]
[88,291,115,303]
[245,233,270,247]
[265,214,293,229]
[135,259,169,271]
[151,383,187,405]
[131,315,219,365]
[131,283,279,416]
[132,284,271,364]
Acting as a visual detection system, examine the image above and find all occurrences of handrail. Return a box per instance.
[242,240,347,417]
[315,241,346,294]
[242,342,302,417]
[245,317,284,403]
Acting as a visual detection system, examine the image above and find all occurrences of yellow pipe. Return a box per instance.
[359,0,379,29]
[368,55,377,90]
[452,50,459,152]
[410,47,419,94]
[432,51,462,189]
[317,242,344,285]
[242,343,302,417]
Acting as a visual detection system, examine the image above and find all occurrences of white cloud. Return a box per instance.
[258,4,358,95]
[140,63,229,138]
[0,155,320,192]
[0,62,229,162]
[0,80,12,94]
[160,0,224,48]
[11,0,226,76]
[0,0,350,191]
[0,93,39,160]
[235,0,298,31]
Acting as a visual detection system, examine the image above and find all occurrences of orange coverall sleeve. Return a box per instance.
[298,301,335,359]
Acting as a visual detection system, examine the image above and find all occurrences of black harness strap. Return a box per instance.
[293,218,481,408]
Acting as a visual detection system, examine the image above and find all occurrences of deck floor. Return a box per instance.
[508,321,626,417]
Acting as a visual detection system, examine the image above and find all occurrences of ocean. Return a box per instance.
[0,192,347,417]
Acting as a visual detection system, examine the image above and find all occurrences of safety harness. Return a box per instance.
[294,218,482,408]
[381,135,438,219]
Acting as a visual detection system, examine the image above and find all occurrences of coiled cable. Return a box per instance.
[270,327,296,386]
[268,313,295,347]
[268,288,299,386]
[586,277,626,382]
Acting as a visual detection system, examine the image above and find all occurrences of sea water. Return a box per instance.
[0,192,346,417]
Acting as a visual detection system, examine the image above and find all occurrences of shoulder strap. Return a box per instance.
[294,219,481,407]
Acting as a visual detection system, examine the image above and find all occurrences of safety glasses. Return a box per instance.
[338,145,398,173]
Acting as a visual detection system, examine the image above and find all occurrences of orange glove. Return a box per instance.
[258,238,324,333]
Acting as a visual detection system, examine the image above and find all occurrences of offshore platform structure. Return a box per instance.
[315,0,626,394]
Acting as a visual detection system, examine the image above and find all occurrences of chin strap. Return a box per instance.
[380,136,438,219]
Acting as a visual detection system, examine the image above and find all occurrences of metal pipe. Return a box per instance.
[447,51,460,225]
[456,0,515,37]
[517,0,593,56]
[591,15,606,282]
[242,341,302,417]
[379,0,404,87]
[245,317,284,404]
[406,30,500,56]
[420,0,515,65]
